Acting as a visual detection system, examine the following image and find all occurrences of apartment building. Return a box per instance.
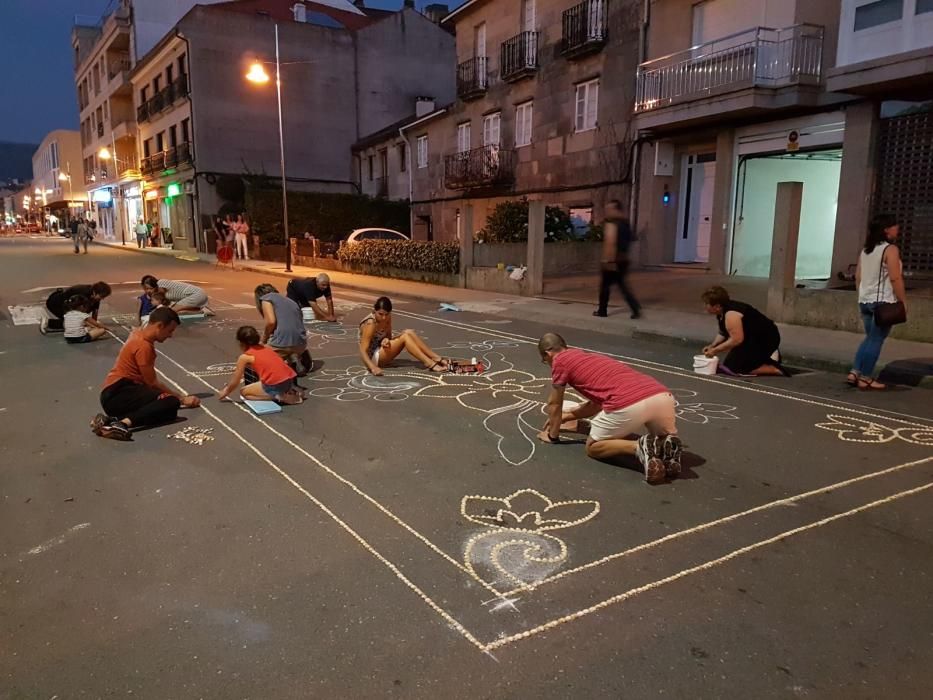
[400,0,639,241]
[129,0,456,252]
[31,130,85,230]
[827,0,933,282]
[71,0,229,244]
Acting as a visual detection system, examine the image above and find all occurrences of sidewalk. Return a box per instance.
[95,239,933,386]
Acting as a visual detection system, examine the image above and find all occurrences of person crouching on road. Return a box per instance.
[91,307,201,441]
[41,281,111,334]
[536,332,682,484]
[701,286,786,377]
[63,294,108,343]
[141,275,212,316]
[286,273,337,322]
[217,326,303,405]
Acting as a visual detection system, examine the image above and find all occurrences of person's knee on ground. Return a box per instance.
[88,327,108,341]
[586,437,637,460]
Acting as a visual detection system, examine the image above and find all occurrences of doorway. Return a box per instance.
[675,153,715,263]
[731,149,841,279]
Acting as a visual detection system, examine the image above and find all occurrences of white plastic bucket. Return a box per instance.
[693,355,719,375]
[301,307,314,322]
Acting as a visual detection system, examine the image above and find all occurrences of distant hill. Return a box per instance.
[0,141,38,182]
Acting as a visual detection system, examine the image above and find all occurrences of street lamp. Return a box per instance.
[245,24,293,272]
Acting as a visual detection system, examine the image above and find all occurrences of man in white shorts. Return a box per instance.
[536,332,682,484]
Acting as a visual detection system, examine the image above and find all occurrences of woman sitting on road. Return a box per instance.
[358,296,448,376]
[141,275,212,315]
[254,283,312,376]
[701,286,787,377]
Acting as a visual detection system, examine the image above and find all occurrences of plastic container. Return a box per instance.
[301,307,314,322]
[693,355,719,375]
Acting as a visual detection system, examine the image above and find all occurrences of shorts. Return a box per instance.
[175,290,208,309]
[588,392,677,442]
[65,334,93,344]
[261,378,295,397]
[370,349,381,365]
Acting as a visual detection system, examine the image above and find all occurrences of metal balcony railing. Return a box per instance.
[457,56,488,99]
[108,58,131,80]
[501,31,539,81]
[562,0,607,57]
[635,24,824,112]
[444,145,515,189]
[141,143,192,175]
[138,75,188,123]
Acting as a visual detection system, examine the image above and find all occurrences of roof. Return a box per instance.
[442,0,486,24]
[353,106,451,150]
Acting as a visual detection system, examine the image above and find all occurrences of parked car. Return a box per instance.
[344,228,410,245]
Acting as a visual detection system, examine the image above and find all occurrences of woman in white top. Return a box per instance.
[849,214,907,390]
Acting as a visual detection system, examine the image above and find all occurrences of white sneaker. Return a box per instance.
[636,435,665,484]
[660,435,683,478]
[39,317,49,335]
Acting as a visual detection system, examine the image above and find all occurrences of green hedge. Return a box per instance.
[337,240,459,274]
[245,188,410,245]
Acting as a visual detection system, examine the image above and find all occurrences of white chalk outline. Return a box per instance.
[105,317,933,655]
[23,523,90,556]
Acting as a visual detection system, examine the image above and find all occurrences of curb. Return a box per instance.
[98,241,933,389]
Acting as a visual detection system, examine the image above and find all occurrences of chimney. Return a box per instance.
[415,96,435,117]
[423,4,449,23]
[403,0,415,8]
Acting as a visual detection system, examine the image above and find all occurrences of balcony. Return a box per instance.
[634,24,825,128]
[501,32,539,82]
[562,0,607,59]
[141,143,192,176]
[457,57,488,100]
[444,145,515,190]
[137,75,189,123]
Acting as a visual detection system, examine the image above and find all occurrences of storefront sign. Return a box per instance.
[786,130,800,152]
[166,182,182,197]
[92,189,113,203]
[126,186,141,198]
[144,189,159,200]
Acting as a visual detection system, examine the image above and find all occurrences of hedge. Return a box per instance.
[337,240,459,274]
[245,188,410,245]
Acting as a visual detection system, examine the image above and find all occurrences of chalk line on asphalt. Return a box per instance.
[24,523,90,556]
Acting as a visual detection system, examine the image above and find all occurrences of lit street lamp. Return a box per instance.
[245,24,297,272]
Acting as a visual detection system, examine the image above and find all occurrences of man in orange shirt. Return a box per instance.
[91,307,201,441]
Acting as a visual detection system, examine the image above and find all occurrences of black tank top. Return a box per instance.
[717,300,776,340]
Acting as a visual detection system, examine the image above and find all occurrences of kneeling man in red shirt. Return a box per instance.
[537,332,682,484]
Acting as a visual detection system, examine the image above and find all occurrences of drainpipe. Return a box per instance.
[399,125,414,238]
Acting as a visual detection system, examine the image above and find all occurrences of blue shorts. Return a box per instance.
[261,378,295,397]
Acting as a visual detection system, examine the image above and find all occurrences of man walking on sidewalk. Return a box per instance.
[594,199,641,319]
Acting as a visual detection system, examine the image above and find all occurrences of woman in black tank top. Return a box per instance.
[701,286,786,376]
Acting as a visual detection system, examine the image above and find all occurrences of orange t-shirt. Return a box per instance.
[103,331,157,389]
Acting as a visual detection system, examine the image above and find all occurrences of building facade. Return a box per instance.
[31,130,86,231]
[129,0,456,252]
[399,0,639,242]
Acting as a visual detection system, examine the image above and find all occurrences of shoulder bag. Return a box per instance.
[873,245,906,327]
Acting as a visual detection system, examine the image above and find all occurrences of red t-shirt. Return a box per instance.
[247,345,296,386]
[550,348,667,412]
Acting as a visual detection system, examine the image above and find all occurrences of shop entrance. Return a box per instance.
[731,149,841,279]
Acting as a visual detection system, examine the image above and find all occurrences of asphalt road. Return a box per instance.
[2,238,932,699]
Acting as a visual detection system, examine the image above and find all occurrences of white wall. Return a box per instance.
[836,0,933,67]
[692,0,797,44]
[731,155,840,279]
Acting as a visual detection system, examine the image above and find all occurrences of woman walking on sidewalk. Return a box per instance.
[849,215,908,390]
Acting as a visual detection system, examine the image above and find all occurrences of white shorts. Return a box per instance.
[588,392,677,442]
[371,349,381,365]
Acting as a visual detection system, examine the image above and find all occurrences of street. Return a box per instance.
[2,238,933,699]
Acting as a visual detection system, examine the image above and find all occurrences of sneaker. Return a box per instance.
[660,434,683,478]
[630,310,642,320]
[593,310,608,318]
[95,418,132,441]
[90,413,109,435]
[39,317,49,335]
[636,434,665,484]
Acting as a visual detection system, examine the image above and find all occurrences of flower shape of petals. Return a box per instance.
[815,414,899,444]
[461,488,600,533]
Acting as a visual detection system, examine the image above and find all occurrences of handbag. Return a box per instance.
[872,244,907,327]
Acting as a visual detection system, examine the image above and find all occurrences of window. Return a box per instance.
[457,122,471,153]
[181,118,190,143]
[50,141,59,170]
[166,64,174,85]
[143,139,152,157]
[368,155,374,180]
[178,54,187,76]
[93,65,100,94]
[417,135,428,168]
[918,0,933,13]
[854,0,903,30]
[156,131,165,152]
[483,112,501,147]
[169,125,178,147]
[523,0,535,32]
[474,22,486,57]
[515,101,533,147]
[398,143,407,172]
[153,75,162,93]
[140,86,149,103]
[569,206,593,238]
[575,79,599,132]
[379,149,388,178]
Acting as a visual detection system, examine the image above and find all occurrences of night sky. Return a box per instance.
[0,0,451,145]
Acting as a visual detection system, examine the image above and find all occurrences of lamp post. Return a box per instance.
[246,24,293,272]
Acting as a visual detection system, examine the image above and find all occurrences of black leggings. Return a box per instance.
[101,378,180,427]
[45,290,67,331]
